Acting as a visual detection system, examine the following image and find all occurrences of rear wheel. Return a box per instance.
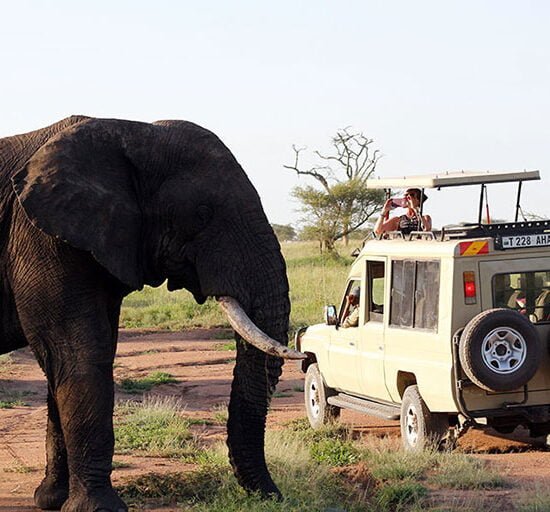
[304,363,340,429]
[400,385,448,451]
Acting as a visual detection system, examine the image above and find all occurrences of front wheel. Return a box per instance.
[304,363,340,429]
[400,385,448,451]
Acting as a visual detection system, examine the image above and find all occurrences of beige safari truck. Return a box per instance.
[295,170,550,450]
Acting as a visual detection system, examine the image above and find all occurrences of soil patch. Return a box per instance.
[1,328,549,511]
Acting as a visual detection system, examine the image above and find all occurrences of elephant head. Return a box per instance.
[10,116,302,500]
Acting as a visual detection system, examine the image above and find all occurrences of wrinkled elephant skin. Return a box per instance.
[0,117,290,511]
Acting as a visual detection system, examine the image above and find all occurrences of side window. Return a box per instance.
[339,279,361,328]
[390,259,440,331]
[367,261,385,322]
[415,261,440,330]
[390,260,415,327]
[493,271,550,322]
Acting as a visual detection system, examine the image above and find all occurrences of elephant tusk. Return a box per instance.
[217,296,307,360]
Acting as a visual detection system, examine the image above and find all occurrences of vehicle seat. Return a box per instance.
[506,289,525,310]
[534,286,550,321]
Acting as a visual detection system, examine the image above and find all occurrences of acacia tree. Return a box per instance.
[285,128,385,253]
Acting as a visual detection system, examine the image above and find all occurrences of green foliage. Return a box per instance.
[310,438,360,466]
[214,341,236,351]
[0,399,25,409]
[118,372,177,394]
[285,128,385,253]
[0,389,32,408]
[373,480,427,511]
[271,223,297,241]
[114,397,197,458]
[293,180,384,252]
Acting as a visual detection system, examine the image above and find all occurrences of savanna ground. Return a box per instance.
[1,242,550,511]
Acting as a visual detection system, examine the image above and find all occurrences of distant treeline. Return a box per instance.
[271,223,371,242]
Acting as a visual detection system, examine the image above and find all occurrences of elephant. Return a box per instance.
[0,116,304,511]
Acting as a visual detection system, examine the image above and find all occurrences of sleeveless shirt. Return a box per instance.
[398,214,420,234]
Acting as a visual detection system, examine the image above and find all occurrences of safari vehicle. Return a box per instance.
[295,170,550,450]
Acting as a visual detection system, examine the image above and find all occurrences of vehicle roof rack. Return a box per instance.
[438,220,550,244]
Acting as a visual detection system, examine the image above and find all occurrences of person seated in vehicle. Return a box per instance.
[493,274,515,308]
[341,287,360,328]
[374,188,432,235]
[534,284,550,321]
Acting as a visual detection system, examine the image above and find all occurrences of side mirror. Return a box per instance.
[324,305,338,325]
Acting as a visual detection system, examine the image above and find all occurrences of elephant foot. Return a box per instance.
[34,477,69,510]
[60,487,127,512]
[241,475,283,501]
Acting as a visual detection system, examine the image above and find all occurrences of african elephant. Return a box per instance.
[0,116,303,511]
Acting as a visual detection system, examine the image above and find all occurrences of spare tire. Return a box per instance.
[459,308,542,392]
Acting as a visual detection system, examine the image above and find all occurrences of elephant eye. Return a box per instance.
[196,205,213,226]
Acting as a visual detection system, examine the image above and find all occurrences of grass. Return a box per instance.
[117,371,177,394]
[0,399,26,409]
[214,341,236,351]
[119,241,352,332]
[429,452,505,489]
[517,484,550,511]
[211,403,228,425]
[0,354,13,374]
[114,396,198,458]
[2,462,37,473]
[0,389,32,408]
[108,395,514,511]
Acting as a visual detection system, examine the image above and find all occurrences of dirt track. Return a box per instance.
[1,329,549,511]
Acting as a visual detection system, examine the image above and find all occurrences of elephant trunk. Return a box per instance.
[225,244,291,498]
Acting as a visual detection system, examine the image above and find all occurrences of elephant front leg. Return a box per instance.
[55,361,127,512]
[34,390,70,510]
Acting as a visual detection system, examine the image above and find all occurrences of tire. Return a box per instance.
[459,308,542,392]
[400,385,448,451]
[304,363,340,429]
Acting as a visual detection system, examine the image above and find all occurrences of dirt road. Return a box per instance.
[1,329,549,511]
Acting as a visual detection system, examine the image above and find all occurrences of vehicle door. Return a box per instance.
[357,259,392,400]
[327,278,362,392]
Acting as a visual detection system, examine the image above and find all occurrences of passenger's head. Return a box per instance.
[349,286,360,305]
[404,188,428,208]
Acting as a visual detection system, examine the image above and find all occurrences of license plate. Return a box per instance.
[501,233,550,249]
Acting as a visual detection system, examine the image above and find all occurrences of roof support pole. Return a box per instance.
[478,184,486,225]
[515,181,523,222]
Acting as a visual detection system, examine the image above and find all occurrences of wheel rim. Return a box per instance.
[481,327,527,374]
[404,404,419,446]
[308,378,321,418]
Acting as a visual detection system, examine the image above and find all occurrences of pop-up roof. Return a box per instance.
[366,170,541,224]
[365,170,540,189]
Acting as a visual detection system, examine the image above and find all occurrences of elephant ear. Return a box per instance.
[12,119,143,290]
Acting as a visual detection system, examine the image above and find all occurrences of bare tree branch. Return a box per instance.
[284,128,384,253]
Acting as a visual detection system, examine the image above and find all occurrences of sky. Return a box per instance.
[1,1,549,229]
